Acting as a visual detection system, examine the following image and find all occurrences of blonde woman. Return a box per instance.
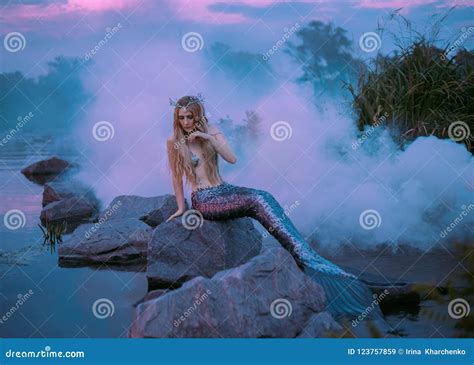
[166,95,381,321]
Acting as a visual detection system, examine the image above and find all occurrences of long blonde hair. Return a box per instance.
[167,95,222,186]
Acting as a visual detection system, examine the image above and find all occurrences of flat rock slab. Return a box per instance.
[58,217,152,268]
[130,248,339,338]
[147,216,262,288]
[100,195,179,222]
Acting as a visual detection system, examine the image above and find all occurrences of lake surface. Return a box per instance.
[0,134,147,338]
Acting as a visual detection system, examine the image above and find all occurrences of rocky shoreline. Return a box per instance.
[15,156,455,338]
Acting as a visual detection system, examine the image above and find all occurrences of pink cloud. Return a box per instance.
[0,0,143,23]
[168,0,272,24]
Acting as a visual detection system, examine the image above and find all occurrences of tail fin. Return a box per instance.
[304,268,384,321]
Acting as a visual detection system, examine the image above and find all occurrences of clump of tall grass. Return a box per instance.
[347,11,474,153]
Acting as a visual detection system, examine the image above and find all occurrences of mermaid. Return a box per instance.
[166,95,384,322]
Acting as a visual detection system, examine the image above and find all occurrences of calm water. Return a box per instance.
[0,134,147,338]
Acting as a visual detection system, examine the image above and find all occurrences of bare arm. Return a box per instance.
[194,125,237,164]
[166,139,186,221]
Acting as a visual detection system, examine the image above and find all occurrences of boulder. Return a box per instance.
[42,180,100,208]
[101,195,181,222]
[147,216,262,288]
[58,217,152,268]
[21,156,72,184]
[40,197,99,231]
[139,195,188,227]
[130,248,338,338]
[296,312,343,338]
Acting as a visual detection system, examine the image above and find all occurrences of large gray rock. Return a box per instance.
[296,312,343,338]
[147,216,262,288]
[130,248,339,338]
[40,197,99,231]
[39,178,101,232]
[42,180,100,208]
[58,217,152,268]
[100,195,180,222]
[139,196,188,228]
[57,194,186,269]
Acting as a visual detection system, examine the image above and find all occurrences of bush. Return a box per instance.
[347,20,474,153]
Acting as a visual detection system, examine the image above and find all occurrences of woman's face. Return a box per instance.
[178,108,196,132]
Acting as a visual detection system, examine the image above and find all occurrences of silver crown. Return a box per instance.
[169,93,206,109]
